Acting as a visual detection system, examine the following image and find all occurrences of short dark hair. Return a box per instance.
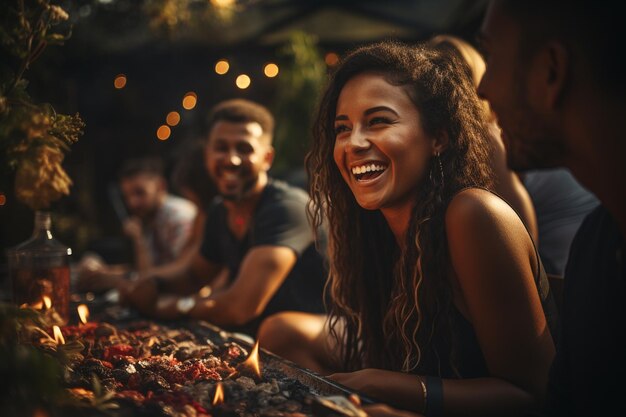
[118,156,164,180]
[205,99,275,142]
[497,0,626,98]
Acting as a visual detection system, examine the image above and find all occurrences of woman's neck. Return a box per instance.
[381,205,413,249]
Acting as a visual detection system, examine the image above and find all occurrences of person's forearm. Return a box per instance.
[132,238,152,272]
[189,289,257,327]
[440,377,537,416]
[363,375,538,416]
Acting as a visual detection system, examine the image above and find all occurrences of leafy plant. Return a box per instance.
[0,303,64,417]
[1,0,85,210]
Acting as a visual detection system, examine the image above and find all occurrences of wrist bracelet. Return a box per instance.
[418,376,428,415]
[424,376,443,417]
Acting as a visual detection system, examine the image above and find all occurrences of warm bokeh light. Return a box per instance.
[182,92,197,110]
[241,340,261,378]
[53,326,65,345]
[166,111,181,126]
[215,60,230,75]
[156,125,171,141]
[211,0,235,7]
[0,193,6,206]
[199,285,212,298]
[264,63,279,78]
[43,295,52,309]
[325,52,340,66]
[114,74,127,89]
[212,382,225,406]
[77,304,89,324]
[236,74,251,89]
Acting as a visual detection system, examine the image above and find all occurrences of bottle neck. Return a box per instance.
[32,211,53,240]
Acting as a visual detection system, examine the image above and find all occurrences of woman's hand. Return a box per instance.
[328,369,423,412]
[328,369,385,396]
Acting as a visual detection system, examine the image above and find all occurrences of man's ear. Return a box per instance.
[432,130,449,155]
[534,41,569,109]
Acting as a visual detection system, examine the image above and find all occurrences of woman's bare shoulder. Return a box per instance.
[445,187,531,257]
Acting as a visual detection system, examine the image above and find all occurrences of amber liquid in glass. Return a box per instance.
[12,265,70,322]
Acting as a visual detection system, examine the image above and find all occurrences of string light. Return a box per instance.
[182,92,197,110]
[113,74,127,89]
[215,60,230,75]
[325,52,340,66]
[264,63,279,78]
[166,111,181,126]
[156,125,171,141]
[236,74,251,89]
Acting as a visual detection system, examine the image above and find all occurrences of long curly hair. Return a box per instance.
[306,41,494,375]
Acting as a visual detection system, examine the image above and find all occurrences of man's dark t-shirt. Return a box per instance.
[200,179,327,336]
[545,204,625,416]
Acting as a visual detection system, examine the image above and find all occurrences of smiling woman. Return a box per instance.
[258,41,558,416]
[333,72,437,217]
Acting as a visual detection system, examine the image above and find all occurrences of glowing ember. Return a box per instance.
[77,304,89,324]
[212,382,225,406]
[241,340,261,378]
[52,326,65,345]
[43,295,52,309]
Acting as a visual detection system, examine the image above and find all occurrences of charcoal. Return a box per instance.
[94,323,117,338]
[141,370,171,391]
[219,342,248,363]
[268,395,288,405]
[65,370,91,388]
[37,318,353,417]
[255,380,280,394]
[111,363,137,383]
[151,338,177,356]
[77,358,113,379]
[235,376,256,391]
[101,377,119,391]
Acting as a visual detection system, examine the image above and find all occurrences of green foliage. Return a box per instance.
[271,31,326,175]
[0,0,85,210]
[0,303,64,417]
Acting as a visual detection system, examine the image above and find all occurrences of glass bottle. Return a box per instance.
[7,211,72,323]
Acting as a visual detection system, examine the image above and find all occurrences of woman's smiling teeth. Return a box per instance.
[351,163,386,180]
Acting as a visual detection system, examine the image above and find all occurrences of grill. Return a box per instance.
[46,299,376,416]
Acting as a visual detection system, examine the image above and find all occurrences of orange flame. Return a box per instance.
[212,382,225,406]
[241,340,262,378]
[52,326,65,345]
[43,295,52,309]
[77,304,89,324]
[24,299,44,310]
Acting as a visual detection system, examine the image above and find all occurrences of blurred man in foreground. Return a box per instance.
[477,1,625,415]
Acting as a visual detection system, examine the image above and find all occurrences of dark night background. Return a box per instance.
[0,0,488,283]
